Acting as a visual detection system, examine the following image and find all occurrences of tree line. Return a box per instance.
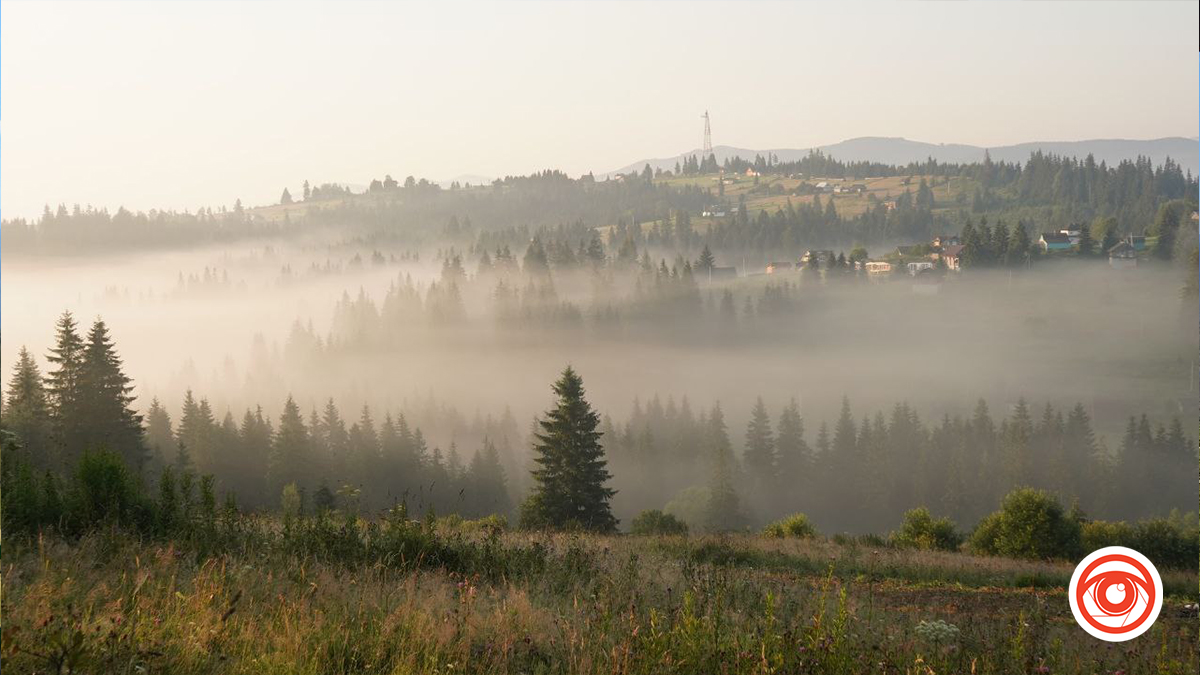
[4,151,1193,262]
[602,394,1194,534]
[4,314,1193,537]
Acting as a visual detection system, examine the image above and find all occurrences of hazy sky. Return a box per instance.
[1,1,1197,220]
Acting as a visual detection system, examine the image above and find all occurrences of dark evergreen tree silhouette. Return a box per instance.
[268,395,311,499]
[78,319,145,470]
[702,402,745,532]
[743,397,776,489]
[44,311,87,467]
[4,347,52,466]
[520,366,616,532]
[144,397,174,474]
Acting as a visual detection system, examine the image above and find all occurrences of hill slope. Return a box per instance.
[607,136,1198,176]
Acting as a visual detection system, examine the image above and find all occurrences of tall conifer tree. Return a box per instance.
[520,366,616,532]
[4,347,52,466]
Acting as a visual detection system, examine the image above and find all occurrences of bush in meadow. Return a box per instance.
[630,509,689,536]
[891,507,962,551]
[970,488,1082,561]
[763,513,818,539]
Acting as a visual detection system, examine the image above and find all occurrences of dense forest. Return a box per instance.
[4,312,1193,540]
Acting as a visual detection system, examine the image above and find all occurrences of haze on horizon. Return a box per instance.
[1,0,1197,220]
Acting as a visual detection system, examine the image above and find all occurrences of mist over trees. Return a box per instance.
[2,151,1196,543]
[3,314,1193,537]
[3,151,1194,263]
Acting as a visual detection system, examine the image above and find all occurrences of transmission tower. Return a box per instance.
[701,111,713,158]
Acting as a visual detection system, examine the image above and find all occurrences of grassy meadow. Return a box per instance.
[2,516,1197,675]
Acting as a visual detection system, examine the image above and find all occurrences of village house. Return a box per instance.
[1058,228,1082,246]
[932,234,961,250]
[1039,232,1073,252]
[939,244,966,271]
[765,261,795,274]
[701,205,727,217]
[906,261,934,275]
[1108,241,1137,269]
[883,200,898,211]
[1124,234,1147,251]
[864,261,893,275]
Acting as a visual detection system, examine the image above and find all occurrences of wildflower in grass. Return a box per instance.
[914,619,960,645]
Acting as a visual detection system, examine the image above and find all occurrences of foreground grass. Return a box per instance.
[2,524,1196,674]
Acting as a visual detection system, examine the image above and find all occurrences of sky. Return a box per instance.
[1,0,1197,220]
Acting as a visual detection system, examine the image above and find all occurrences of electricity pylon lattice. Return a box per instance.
[701,111,712,158]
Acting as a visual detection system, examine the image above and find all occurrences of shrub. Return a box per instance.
[281,483,302,518]
[891,507,962,551]
[438,513,508,534]
[1081,519,1136,552]
[1,433,42,534]
[67,450,152,533]
[1130,518,1198,571]
[763,513,817,539]
[1080,516,1198,570]
[630,509,689,536]
[662,486,710,531]
[970,488,1082,561]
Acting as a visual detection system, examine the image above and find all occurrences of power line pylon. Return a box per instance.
[701,111,713,159]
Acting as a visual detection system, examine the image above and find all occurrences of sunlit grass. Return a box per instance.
[3,523,1196,674]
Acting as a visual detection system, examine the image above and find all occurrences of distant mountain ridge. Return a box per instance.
[604,136,1199,177]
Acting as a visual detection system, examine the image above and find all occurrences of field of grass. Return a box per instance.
[3,518,1196,674]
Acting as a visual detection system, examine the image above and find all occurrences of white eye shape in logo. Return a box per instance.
[1069,546,1162,642]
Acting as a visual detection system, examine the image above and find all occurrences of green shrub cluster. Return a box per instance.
[763,513,817,539]
[890,508,962,551]
[630,509,689,536]
[1,438,215,539]
[1081,515,1199,570]
[969,488,1083,561]
[2,435,542,581]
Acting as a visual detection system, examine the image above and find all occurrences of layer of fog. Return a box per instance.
[2,236,1195,452]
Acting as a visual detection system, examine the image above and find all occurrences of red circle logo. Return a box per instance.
[1069,547,1162,641]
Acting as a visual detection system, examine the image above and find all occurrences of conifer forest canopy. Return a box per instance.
[2,150,1198,533]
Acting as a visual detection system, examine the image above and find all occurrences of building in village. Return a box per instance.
[1039,232,1073,252]
[1108,241,1137,269]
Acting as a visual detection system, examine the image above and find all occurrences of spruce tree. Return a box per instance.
[467,437,511,518]
[177,390,215,472]
[236,406,272,509]
[144,397,174,474]
[743,397,776,488]
[44,311,87,467]
[4,347,53,466]
[696,244,716,273]
[520,366,617,532]
[349,405,379,502]
[78,319,146,471]
[1152,202,1180,261]
[774,398,809,488]
[702,402,745,532]
[268,395,311,498]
